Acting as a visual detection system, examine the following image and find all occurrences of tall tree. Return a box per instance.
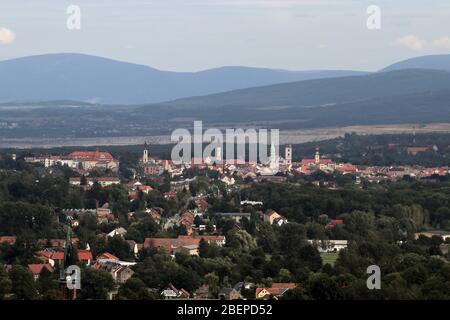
[10,265,37,300]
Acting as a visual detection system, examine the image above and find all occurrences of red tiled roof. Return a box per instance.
[326,219,344,229]
[51,251,64,260]
[78,250,93,261]
[144,237,198,253]
[264,209,279,217]
[407,147,428,153]
[270,283,297,289]
[197,235,225,242]
[28,264,53,275]
[194,199,209,210]
[144,235,226,253]
[96,252,119,261]
[69,151,114,161]
[0,236,17,245]
[256,283,298,297]
[137,185,153,191]
[37,251,52,260]
[144,238,181,253]
[337,164,358,173]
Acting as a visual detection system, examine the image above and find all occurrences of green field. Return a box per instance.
[320,252,339,266]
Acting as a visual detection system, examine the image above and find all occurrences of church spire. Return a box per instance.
[315,147,320,165]
[143,142,149,163]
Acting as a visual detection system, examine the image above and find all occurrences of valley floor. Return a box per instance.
[2,123,450,149]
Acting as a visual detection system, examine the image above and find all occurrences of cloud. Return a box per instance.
[396,35,450,51]
[396,35,425,51]
[432,36,450,49]
[0,27,16,45]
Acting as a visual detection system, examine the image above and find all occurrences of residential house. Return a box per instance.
[36,251,53,265]
[406,147,429,155]
[220,175,235,186]
[179,235,226,247]
[326,219,344,230]
[263,210,287,225]
[113,265,134,284]
[36,250,64,267]
[77,250,93,266]
[146,207,162,223]
[108,227,127,238]
[96,207,114,224]
[143,235,226,255]
[137,185,153,194]
[126,240,142,258]
[27,264,53,280]
[179,211,195,236]
[414,230,450,241]
[142,162,165,176]
[173,244,199,256]
[50,251,65,266]
[255,283,298,300]
[193,285,212,300]
[161,283,191,299]
[0,236,16,245]
[218,288,241,300]
[94,260,135,284]
[96,252,120,261]
[194,198,209,213]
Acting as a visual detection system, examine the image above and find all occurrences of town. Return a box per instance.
[1,133,449,300]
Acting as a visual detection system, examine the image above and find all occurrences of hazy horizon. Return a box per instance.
[0,51,441,73]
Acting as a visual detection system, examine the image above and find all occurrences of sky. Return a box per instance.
[0,0,450,72]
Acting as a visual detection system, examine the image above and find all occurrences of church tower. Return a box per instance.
[314,148,320,165]
[269,142,279,172]
[285,144,292,165]
[143,142,149,164]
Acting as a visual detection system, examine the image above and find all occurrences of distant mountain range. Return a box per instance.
[2,53,450,105]
[136,69,450,129]
[146,69,450,111]
[0,53,367,104]
[1,53,450,141]
[382,54,450,72]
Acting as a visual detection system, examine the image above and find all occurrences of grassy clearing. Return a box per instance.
[320,252,339,266]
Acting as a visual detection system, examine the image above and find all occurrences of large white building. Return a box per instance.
[308,239,348,253]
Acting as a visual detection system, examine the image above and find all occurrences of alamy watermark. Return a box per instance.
[367,5,381,30]
[171,121,280,172]
[66,265,81,290]
[366,265,381,290]
[67,5,81,30]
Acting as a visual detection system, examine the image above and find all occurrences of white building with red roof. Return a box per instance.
[68,150,119,171]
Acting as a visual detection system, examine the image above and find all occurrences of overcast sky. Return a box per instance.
[1,0,450,71]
